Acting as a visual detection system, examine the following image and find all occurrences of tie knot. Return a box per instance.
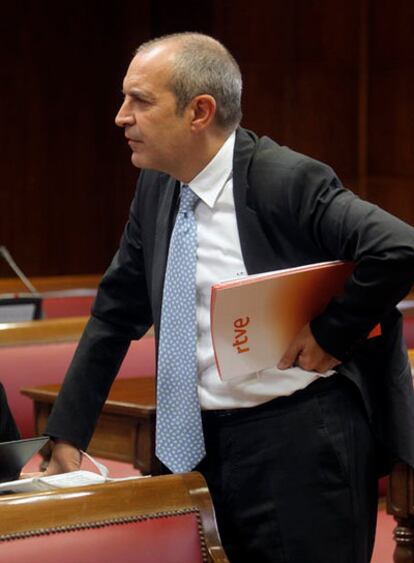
[179,185,199,214]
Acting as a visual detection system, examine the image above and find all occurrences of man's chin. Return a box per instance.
[131,152,145,169]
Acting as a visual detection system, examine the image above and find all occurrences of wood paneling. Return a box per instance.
[0,1,413,279]
[212,0,361,187]
[212,0,414,224]
[150,0,213,36]
[366,177,414,226]
[366,0,414,223]
[0,2,151,277]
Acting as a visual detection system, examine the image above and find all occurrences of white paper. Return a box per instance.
[0,470,146,495]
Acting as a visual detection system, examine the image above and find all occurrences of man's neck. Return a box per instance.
[177,129,234,183]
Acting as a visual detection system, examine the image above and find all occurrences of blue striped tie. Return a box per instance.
[156,185,206,473]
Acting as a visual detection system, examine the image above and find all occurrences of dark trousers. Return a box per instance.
[189,375,378,562]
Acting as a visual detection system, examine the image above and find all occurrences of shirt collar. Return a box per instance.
[184,131,235,209]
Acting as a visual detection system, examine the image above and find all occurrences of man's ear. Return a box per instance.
[189,95,217,132]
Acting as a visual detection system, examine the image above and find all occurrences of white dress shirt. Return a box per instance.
[186,132,329,410]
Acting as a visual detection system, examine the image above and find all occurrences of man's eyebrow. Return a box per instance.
[122,87,155,102]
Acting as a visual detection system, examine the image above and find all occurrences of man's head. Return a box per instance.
[115,33,242,180]
[136,33,242,131]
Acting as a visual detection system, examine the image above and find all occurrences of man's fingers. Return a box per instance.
[277,324,341,373]
[278,342,302,370]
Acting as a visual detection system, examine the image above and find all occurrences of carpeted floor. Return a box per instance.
[372,505,395,563]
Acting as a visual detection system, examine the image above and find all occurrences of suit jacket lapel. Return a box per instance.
[151,128,283,336]
[151,175,179,338]
[233,128,281,274]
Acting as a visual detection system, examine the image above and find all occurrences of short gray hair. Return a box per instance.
[135,32,242,130]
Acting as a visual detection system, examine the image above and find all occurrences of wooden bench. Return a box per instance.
[0,315,154,347]
[0,472,229,562]
[0,274,100,319]
[0,315,155,438]
[0,274,101,294]
[0,315,156,477]
[0,316,88,346]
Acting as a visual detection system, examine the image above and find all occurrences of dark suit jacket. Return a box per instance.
[0,383,20,443]
[45,127,414,471]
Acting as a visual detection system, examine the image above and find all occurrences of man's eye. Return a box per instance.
[134,96,151,105]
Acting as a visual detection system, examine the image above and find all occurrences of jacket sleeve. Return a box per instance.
[250,142,414,361]
[285,159,414,360]
[0,382,21,442]
[44,175,153,449]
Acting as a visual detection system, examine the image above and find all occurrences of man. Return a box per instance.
[44,33,414,562]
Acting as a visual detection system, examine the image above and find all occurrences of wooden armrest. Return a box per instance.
[0,472,228,563]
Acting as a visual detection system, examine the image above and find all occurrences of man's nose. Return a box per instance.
[115,103,134,128]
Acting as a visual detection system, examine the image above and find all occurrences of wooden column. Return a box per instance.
[387,462,414,562]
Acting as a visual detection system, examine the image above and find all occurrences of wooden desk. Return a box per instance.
[21,377,158,475]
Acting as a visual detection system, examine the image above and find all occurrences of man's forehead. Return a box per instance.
[130,42,177,74]
[123,44,175,89]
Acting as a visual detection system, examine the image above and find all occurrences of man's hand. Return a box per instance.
[277,323,341,373]
[43,440,82,475]
[20,440,81,479]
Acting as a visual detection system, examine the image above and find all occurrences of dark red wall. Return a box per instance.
[0,1,412,277]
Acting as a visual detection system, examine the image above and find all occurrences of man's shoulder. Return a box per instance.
[236,127,334,179]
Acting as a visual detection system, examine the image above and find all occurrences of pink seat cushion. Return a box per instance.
[0,513,204,563]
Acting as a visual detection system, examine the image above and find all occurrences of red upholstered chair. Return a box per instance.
[0,472,229,563]
[0,330,155,477]
[42,295,95,318]
[403,315,414,348]
[0,336,155,438]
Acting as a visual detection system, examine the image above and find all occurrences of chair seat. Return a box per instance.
[0,511,204,563]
